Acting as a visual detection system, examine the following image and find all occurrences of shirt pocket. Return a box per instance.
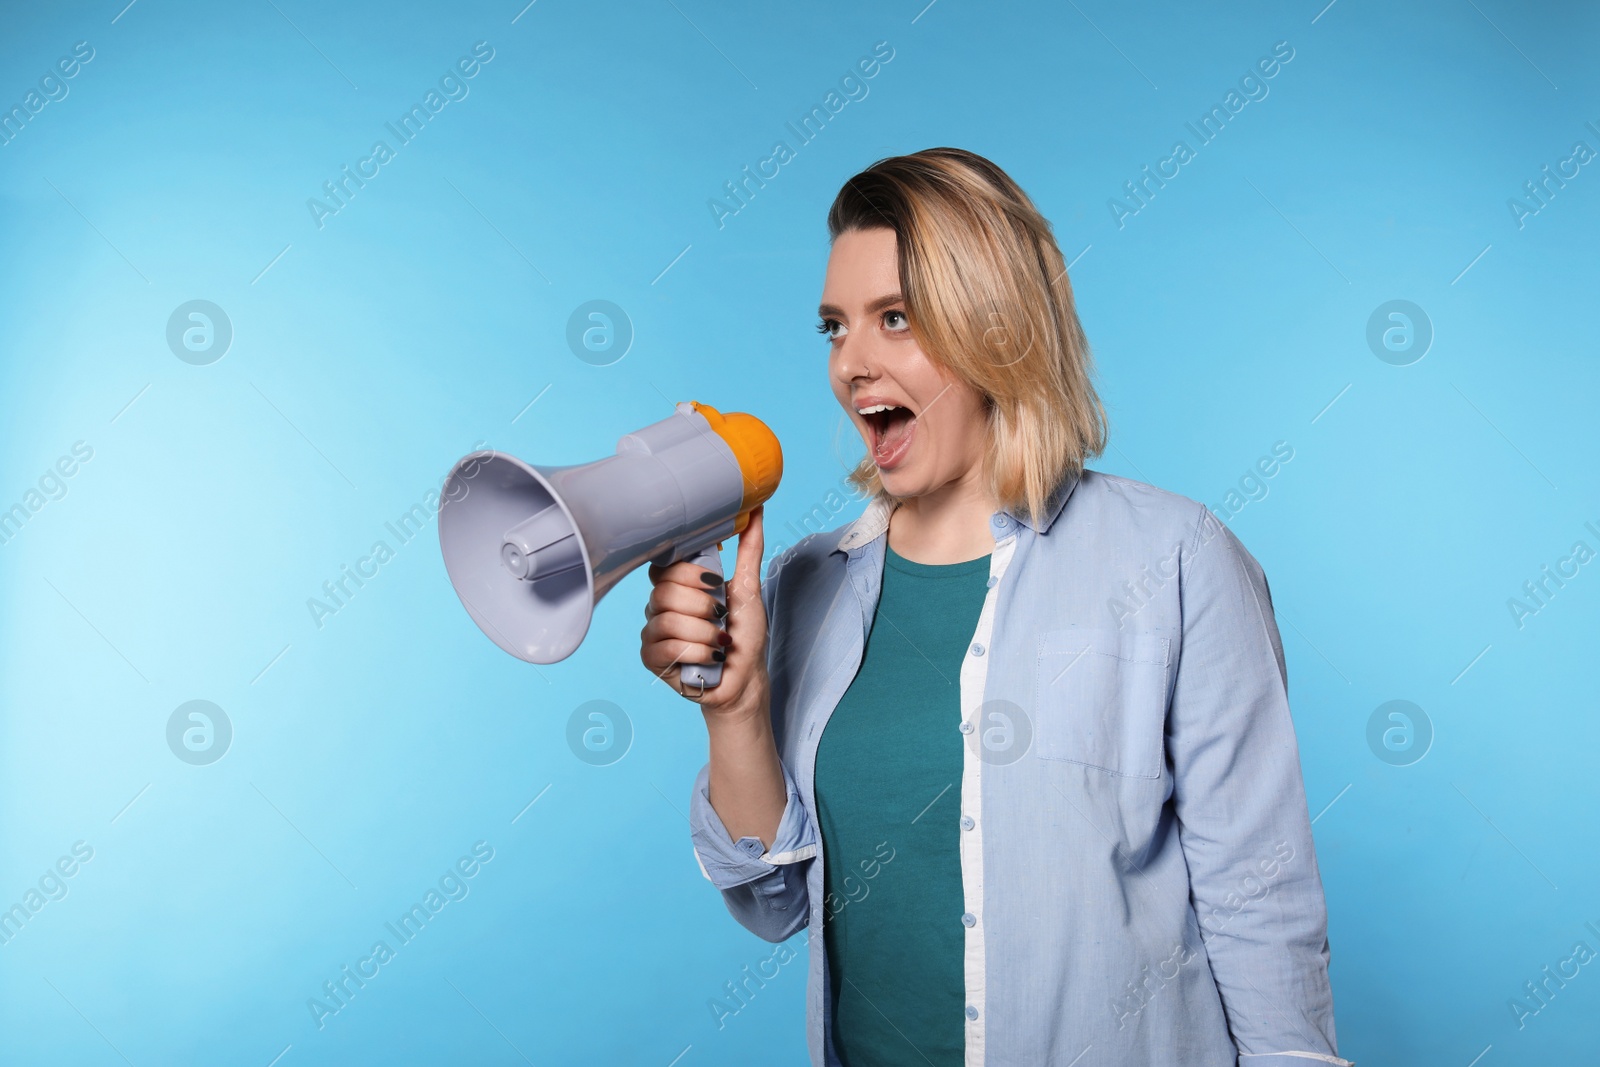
[1032,628,1172,779]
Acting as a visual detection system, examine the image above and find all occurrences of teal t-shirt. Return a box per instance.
[814,541,993,1066]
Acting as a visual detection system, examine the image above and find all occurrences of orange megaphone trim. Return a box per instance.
[688,401,783,534]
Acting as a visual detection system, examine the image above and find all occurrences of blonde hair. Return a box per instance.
[827,147,1107,529]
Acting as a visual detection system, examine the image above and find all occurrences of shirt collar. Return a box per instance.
[834,466,1084,554]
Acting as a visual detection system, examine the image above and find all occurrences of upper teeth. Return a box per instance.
[858,403,903,415]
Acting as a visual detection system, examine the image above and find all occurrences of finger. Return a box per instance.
[725,506,765,625]
[646,582,726,623]
[648,557,728,594]
[641,637,723,676]
[643,609,728,652]
[734,506,764,590]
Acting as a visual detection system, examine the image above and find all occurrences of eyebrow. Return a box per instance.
[817,292,905,319]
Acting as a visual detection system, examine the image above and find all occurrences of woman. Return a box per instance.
[641,147,1350,1067]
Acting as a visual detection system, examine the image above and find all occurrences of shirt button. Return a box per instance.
[961,912,976,928]
[965,1004,979,1021]
[959,721,974,734]
[995,515,1009,528]
[985,576,997,588]
[960,815,975,831]
[969,642,985,657]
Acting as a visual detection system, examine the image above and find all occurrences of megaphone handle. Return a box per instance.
[679,543,726,690]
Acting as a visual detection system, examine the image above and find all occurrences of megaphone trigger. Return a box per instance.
[678,543,727,691]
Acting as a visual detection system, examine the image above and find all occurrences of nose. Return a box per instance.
[833,332,878,384]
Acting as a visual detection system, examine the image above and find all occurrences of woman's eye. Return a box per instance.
[883,310,909,331]
[816,318,846,340]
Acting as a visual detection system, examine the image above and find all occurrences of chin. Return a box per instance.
[874,466,919,497]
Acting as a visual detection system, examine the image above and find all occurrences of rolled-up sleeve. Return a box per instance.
[689,759,816,941]
[1169,504,1352,1067]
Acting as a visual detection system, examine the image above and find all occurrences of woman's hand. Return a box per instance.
[640,505,771,723]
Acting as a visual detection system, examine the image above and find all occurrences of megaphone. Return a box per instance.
[438,400,782,690]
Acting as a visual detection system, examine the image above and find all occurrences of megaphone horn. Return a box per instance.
[438,401,782,690]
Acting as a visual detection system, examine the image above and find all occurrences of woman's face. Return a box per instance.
[818,226,991,502]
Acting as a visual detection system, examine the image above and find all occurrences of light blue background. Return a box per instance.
[2,1,1596,1064]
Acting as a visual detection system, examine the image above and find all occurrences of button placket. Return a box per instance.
[961,525,1018,1065]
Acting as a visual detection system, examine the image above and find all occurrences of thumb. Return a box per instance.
[726,505,767,627]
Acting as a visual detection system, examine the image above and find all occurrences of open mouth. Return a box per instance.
[859,403,917,468]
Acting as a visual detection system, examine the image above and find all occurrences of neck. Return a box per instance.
[884,469,999,565]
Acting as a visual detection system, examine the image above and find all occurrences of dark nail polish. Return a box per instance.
[701,571,723,587]
[711,649,726,661]
[712,602,728,619]
[717,631,733,646]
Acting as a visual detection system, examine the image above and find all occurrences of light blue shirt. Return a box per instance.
[689,467,1351,1067]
